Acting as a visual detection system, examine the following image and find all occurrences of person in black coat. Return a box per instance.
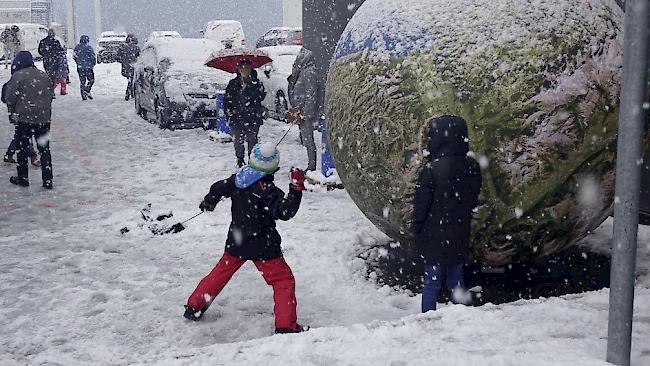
[38,29,64,84]
[411,115,482,312]
[118,34,140,100]
[224,59,266,167]
[184,142,308,334]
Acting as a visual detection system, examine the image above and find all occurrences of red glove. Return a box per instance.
[289,167,306,191]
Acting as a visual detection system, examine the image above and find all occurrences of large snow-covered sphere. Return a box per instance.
[326,0,629,265]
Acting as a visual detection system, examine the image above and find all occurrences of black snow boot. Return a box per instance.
[86,93,94,100]
[275,324,309,334]
[183,305,208,321]
[237,159,245,168]
[9,176,29,187]
[43,180,53,190]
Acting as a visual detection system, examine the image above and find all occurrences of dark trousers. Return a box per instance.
[231,123,260,162]
[187,252,298,330]
[6,126,36,157]
[124,69,135,99]
[78,68,95,96]
[422,264,466,312]
[15,123,52,184]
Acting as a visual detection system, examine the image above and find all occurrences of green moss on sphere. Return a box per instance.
[326,0,638,265]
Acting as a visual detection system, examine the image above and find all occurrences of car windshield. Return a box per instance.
[205,23,241,41]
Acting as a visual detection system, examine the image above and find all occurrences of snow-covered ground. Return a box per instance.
[0,59,649,365]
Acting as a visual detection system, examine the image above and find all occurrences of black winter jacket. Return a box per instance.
[38,36,64,71]
[224,73,266,128]
[412,116,482,266]
[118,43,140,77]
[203,174,302,260]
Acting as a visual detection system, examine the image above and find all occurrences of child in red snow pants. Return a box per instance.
[53,79,67,95]
[186,252,298,330]
[184,143,307,334]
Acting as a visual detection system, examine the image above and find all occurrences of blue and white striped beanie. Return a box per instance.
[249,142,280,174]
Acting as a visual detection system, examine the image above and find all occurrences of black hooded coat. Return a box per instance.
[411,116,482,266]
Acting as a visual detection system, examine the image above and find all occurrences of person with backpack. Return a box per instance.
[73,35,97,100]
[118,34,140,101]
[1,25,20,70]
[411,115,482,312]
[184,142,308,334]
[3,51,54,189]
[3,53,41,167]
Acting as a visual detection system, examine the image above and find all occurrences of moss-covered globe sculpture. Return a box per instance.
[325,0,635,265]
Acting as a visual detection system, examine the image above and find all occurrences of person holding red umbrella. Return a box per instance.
[224,59,267,167]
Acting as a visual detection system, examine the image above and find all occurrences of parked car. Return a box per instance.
[256,27,302,48]
[146,31,182,44]
[133,38,231,130]
[96,31,128,63]
[0,23,53,61]
[257,45,301,121]
[201,20,245,48]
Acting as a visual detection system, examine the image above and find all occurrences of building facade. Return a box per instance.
[0,0,51,25]
[30,0,51,26]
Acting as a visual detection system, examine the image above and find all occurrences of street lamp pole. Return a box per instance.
[94,0,102,43]
[606,0,650,365]
[66,0,75,48]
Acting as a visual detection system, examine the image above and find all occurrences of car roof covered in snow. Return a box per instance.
[258,45,302,57]
[150,31,182,38]
[148,38,223,69]
[265,27,302,32]
[101,31,127,36]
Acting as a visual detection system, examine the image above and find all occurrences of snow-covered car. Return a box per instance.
[257,45,301,120]
[96,31,127,63]
[201,20,245,49]
[133,38,231,130]
[256,27,302,48]
[0,23,51,61]
[146,31,182,44]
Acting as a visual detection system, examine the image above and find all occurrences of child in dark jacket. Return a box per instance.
[412,115,482,312]
[52,52,69,96]
[184,142,308,334]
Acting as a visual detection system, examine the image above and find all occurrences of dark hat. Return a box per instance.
[11,51,34,75]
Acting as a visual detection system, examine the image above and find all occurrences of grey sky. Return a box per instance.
[52,0,283,46]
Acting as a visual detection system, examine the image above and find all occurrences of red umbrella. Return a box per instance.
[205,48,273,73]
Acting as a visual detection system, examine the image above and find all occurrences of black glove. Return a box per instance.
[199,200,217,212]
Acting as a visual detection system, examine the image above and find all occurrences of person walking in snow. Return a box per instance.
[73,35,96,100]
[51,51,69,97]
[1,25,20,70]
[3,55,41,167]
[118,34,140,101]
[411,115,482,312]
[287,47,318,171]
[224,59,266,167]
[38,29,65,86]
[184,142,308,334]
[3,51,54,189]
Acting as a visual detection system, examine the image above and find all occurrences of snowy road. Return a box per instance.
[1,61,649,365]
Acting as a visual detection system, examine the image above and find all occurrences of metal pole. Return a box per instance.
[66,0,75,48]
[607,1,650,365]
[94,0,102,43]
